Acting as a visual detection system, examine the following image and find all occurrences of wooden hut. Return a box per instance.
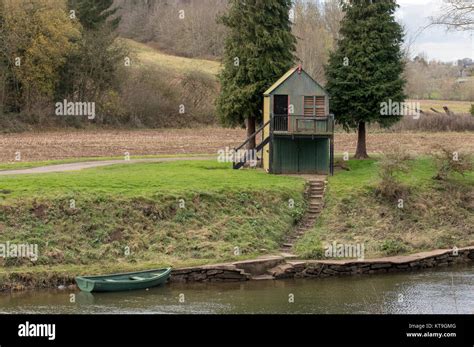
[233,66,334,175]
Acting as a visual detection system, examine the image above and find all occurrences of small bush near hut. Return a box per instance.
[376,148,412,200]
[433,146,474,181]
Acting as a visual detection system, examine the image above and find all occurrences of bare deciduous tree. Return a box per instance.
[293,0,343,84]
[115,0,228,59]
[430,0,474,31]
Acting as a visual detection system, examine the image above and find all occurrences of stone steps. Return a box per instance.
[232,256,286,277]
[280,177,326,252]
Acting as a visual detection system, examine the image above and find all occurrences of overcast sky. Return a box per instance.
[396,0,473,62]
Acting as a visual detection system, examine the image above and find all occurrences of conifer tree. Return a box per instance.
[217,0,296,149]
[68,0,120,31]
[326,0,406,158]
[57,0,124,106]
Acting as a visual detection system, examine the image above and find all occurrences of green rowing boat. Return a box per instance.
[75,267,172,292]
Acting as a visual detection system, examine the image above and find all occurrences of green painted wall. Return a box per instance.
[266,68,332,175]
[272,137,329,174]
[270,70,329,116]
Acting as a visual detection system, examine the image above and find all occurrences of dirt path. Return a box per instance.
[0,156,215,176]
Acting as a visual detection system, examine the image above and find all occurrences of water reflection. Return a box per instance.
[1,265,473,314]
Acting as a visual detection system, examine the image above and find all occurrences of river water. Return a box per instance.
[1,264,473,314]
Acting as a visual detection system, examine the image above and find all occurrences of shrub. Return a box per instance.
[118,67,217,128]
[376,147,411,200]
[470,104,474,116]
[380,239,407,255]
[433,146,474,180]
[289,204,306,225]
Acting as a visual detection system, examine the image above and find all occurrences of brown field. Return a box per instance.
[408,99,472,114]
[0,128,473,163]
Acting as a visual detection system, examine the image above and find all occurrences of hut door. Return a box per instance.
[273,95,288,131]
[273,95,288,115]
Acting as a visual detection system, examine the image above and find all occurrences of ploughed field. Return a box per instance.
[0,128,473,164]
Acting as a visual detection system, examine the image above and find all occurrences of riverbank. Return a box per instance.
[0,156,472,291]
[2,264,473,314]
[1,247,473,291]
[171,246,474,282]
[295,157,474,257]
[0,160,307,290]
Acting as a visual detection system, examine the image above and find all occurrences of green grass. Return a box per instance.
[0,161,306,289]
[121,38,221,77]
[409,99,473,114]
[295,157,474,258]
[1,156,473,289]
[329,156,445,196]
[0,160,303,200]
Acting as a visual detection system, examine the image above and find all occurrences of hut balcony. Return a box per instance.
[271,114,335,136]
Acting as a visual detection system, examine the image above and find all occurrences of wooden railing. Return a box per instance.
[234,120,270,153]
[233,120,270,169]
[272,114,334,135]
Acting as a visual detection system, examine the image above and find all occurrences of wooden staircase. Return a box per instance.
[232,120,270,169]
[281,178,326,254]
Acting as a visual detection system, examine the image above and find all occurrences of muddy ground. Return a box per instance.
[0,128,473,162]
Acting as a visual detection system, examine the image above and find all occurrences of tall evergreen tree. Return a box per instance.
[57,0,125,106]
[217,0,296,149]
[68,0,120,31]
[325,0,406,158]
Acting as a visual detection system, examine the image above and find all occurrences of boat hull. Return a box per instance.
[75,268,172,293]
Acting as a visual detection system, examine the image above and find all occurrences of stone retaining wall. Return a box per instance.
[1,248,473,291]
[170,264,250,282]
[169,247,474,283]
[269,247,474,279]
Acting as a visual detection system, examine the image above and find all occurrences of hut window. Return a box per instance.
[304,96,325,116]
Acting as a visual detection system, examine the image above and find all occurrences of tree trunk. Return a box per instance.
[354,121,369,159]
[246,117,256,150]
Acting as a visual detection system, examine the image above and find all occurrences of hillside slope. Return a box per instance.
[112,38,220,128]
[121,38,221,77]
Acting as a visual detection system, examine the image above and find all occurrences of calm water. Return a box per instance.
[1,265,473,314]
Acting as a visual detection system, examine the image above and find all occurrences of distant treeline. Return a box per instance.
[405,55,473,101]
[116,0,473,102]
[0,0,127,129]
[0,0,471,132]
[115,0,343,84]
[0,0,218,131]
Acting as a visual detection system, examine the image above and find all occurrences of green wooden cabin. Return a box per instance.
[234,66,334,175]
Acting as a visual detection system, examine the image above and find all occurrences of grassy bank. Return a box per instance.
[0,160,305,289]
[1,156,473,290]
[295,157,474,258]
